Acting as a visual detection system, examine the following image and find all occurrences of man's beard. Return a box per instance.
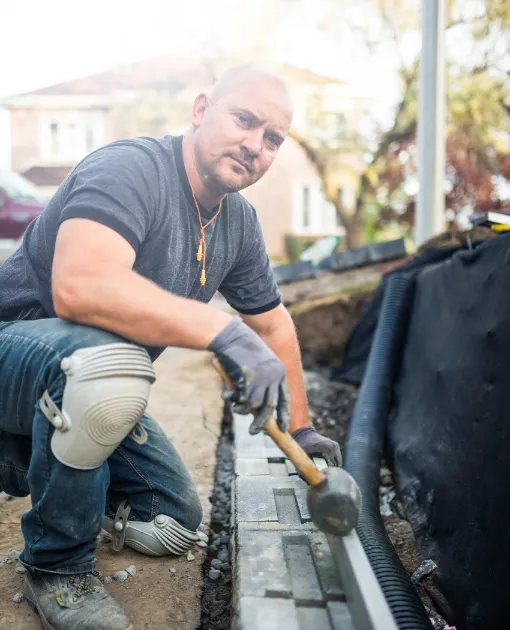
[204,159,253,193]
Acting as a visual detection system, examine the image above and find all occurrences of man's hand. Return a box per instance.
[292,427,342,467]
[209,316,290,434]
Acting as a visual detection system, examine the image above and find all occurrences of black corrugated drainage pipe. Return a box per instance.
[344,273,433,629]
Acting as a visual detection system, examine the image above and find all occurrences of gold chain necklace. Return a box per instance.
[189,185,223,286]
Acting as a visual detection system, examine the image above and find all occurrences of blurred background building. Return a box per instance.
[0,57,368,257]
[0,0,508,258]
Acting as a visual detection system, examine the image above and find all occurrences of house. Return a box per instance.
[0,56,368,257]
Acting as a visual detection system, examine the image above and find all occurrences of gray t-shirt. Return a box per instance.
[0,135,280,360]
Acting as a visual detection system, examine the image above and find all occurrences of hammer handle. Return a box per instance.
[212,357,325,487]
[264,416,325,487]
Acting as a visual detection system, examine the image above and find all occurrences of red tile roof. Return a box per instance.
[22,165,73,187]
[16,57,345,98]
[23,56,215,97]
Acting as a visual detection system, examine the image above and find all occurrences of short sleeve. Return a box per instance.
[219,214,281,315]
[58,142,159,253]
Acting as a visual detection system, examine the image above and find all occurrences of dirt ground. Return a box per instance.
[0,347,224,630]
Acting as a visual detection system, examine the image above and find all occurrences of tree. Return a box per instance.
[291,0,510,247]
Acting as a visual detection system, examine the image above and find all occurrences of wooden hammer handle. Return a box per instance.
[212,357,325,487]
[264,416,325,486]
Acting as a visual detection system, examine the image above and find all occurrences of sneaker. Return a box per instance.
[24,569,133,630]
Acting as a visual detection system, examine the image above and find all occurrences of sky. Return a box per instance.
[0,0,399,101]
[0,0,481,168]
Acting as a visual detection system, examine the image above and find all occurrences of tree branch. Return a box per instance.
[288,128,326,180]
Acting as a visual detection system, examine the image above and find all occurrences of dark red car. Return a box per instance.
[0,171,46,239]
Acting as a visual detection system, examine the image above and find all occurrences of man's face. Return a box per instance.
[192,76,293,194]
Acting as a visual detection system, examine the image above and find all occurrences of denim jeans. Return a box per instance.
[0,318,202,575]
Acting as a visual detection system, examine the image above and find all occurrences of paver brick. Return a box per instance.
[234,597,300,630]
[236,528,345,603]
[235,458,270,476]
[236,476,310,523]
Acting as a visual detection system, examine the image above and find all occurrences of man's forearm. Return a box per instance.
[54,268,232,351]
[257,311,312,433]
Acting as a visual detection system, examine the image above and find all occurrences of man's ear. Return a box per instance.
[191,94,209,129]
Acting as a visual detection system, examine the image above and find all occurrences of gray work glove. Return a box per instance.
[209,316,290,435]
[291,427,342,467]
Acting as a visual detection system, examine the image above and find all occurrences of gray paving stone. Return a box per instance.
[283,534,323,604]
[234,415,284,458]
[328,601,356,630]
[236,476,310,523]
[297,606,332,629]
[238,522,313,533]
[285,459,298,476]
[236,528,346,604]
[237,529,292,599]
[274,489,301,525]
[268,462,288,476]
[234,597,300,630]
[286,456,328,477]
[236,458,270,476]
[310,535,345,600]
[234,422,267,459]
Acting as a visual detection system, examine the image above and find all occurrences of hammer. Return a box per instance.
[213,358,362,537]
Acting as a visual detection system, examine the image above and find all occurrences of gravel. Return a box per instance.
[126,565,137,577]
[186,551,195,562]
[208,569,222,581]
[5,550,21,564]
[0,491,13,502]
[113,570,129,583]
[13,593,25,603]
[198,406,234,630]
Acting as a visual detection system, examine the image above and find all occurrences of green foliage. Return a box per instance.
[284,234,302,262]
[283,235,319,262]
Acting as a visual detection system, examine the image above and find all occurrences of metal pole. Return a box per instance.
[415,0,446,245]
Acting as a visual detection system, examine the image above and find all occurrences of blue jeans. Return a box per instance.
[0,318,202,575]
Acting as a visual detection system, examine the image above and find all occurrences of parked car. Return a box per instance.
[0,171,46,239]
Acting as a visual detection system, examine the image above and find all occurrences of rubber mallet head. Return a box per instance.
[307,466,362,536]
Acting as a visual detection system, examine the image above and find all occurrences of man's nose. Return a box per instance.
[241,129,264,157]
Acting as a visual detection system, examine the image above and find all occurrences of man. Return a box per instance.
[0,65,341,629]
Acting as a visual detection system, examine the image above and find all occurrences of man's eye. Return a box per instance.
[236,114,249,126]
[266,136,279,149]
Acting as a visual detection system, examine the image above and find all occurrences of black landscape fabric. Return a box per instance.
[387,233,510,630]
[332,243,482,385]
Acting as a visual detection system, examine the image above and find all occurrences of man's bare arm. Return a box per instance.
[240,304,312,433]
[52,218,232,350]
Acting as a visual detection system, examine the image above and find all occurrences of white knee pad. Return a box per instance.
[103,501,199,556]
[40,343,156,470]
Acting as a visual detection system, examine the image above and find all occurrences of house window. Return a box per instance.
[302,186,310,229]
[40,114,102,162]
